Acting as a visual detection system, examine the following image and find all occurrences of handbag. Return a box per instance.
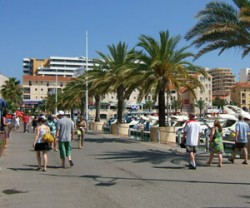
[43,132,54,143]
[180,138,186,148]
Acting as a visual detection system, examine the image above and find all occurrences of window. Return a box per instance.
[23,88,30,93]
[29,81,32,86]
[60,82,63,87]
[47,82,49,86]
[23,95,30,99]
[35,88,37,91]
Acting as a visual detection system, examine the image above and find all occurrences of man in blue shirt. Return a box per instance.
[229,115,250,164]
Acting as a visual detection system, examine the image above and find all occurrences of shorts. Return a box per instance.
[59,141,72,159]
[34,142,50,151]
[186,145,197,153]
[234,143,247,150]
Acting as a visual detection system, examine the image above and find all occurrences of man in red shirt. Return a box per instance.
[22,114,29,133]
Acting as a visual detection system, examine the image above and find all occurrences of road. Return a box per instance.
[0,129,249,208]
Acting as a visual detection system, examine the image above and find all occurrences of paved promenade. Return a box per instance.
[0,129,250,208]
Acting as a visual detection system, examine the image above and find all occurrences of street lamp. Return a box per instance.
[85,31,88,125]
[79,31,89,129]
[55,69,58,115]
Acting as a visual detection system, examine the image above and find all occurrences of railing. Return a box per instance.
[129,128,151,142]
[103,125,241,157]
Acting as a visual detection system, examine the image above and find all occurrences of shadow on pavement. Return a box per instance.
[8,165,62,172]
[79,174,250,187]
[84,138,137,144]
[95,149,186,165]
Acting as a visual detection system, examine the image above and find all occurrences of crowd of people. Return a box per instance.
[0,110,87,171]
[1,110,249,172]
[182,113,250,169]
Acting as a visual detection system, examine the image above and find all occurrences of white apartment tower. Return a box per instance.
[22,56,94,105]
[240,68,250,82]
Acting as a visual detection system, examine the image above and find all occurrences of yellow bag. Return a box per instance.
[43,132,54,143]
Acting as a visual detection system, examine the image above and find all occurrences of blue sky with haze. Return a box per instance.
[0,0,248,81]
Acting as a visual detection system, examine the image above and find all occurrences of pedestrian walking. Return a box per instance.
[207,120,224,167]
[14,116,20,131]
[56,110,74,168]
[1,111,11,149]
[47,115,58,151]
[228,115,250,165]
[32,115,38,133]
[77,115,86,149]
[33,117,50,172]
[23,113,29,133]
[182,113,202,169]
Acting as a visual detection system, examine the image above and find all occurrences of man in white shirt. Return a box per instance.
[183,113,202,169]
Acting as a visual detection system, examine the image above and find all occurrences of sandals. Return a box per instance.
[69,160,74,167]
[242,161,248,165]
[36,167,46,172]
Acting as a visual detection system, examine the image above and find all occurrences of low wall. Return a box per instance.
[150,126,176,144]
[111,124,130,136]
[89,121,104,131]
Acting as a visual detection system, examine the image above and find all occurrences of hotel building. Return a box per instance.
[208,68,236,103]
[22,56,94,105]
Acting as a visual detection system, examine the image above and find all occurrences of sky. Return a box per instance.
[0,0,249,82]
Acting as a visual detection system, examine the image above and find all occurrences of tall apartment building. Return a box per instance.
[208,68,236,103]
[240,68,250,82]
[23,56,94,77]
[22,56,94,106]
[231,82,250,109]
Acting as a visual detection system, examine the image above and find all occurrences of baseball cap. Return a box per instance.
[57,110,65,115]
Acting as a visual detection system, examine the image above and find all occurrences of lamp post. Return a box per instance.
[55,69,58,115]
[85,31,88,124]
[79,31,89,128]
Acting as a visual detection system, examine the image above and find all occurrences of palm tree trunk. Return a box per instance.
[95,95,100,122]
[158,88,166,127]
[117,85,125,124]
[166,90,170,126]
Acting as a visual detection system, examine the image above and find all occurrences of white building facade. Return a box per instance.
[240,68,250,82]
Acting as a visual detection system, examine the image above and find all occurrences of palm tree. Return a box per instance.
[59,76,86,116]
[195,99,206,117]
[185,0,250,59]
[95,42,138,124]
[1,77,22,111]
[143,100,155,112]
[136,30,207,126]
[86,64,112,122]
